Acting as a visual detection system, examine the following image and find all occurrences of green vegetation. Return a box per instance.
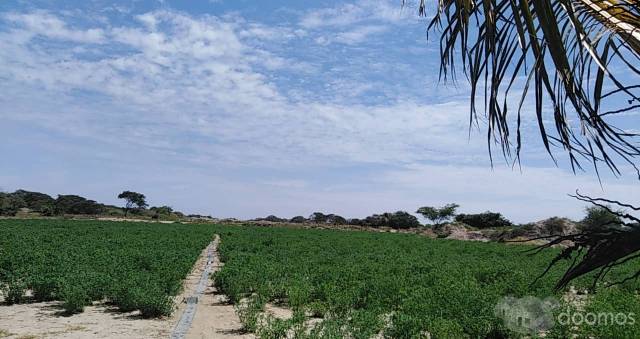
[2,219,639,337]
[416,203,459,227]
[117,191,148,217]
[580,205,624,231]
[213,225,640,338]
[455,211,513,229]
[0,189,191,220]
[0,219,217,317]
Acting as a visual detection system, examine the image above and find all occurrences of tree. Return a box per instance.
[54,195,104,215]
[290,216,307,223]
[581,205,624,231]
[117,191,148,217]
[362,211,421,229]
[455,212,512,229]
[410,1,640,288]
[0,192,23,216]
[309,212,328,223]
[417,203,459,227]
[10,190,55,212]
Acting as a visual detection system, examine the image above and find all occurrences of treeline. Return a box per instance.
[0,189,194,220]
[258,211,422,229]
[256,209,513,230]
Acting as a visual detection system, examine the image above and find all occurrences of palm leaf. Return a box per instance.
[409,0,640,176]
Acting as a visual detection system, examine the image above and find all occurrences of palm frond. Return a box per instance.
[414,0,640,176]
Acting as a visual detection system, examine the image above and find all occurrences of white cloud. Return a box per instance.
[300,0,412,29]
[0,9,480,168]
[1,7,636,221]
[333,25,389,45]
[3,11,105,43]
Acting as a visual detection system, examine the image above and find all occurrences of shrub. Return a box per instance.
[263,215,287,223]
[138,291,173,318]
[0,193,22,216]
[55,195,105,215]
[9,190,55,212]
[60,286,90,314]
[580,205,623,231]
[454,212,512,229]
[308,213,348,225]
[362,211,421,229]
[2,278,27,304]
[290,216,307,223]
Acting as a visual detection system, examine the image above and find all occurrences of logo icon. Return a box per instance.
[494,296,560,334]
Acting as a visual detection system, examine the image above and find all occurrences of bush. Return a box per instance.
[55,195,105,215]
[580,205,623,231]
[2,278,27,304]
[308,213,348,225]
[9,190,55,212]
[290,216,307,223]
[138,290,173,318]
[362,211,421,229]
[263,215,287,223]
[0,193,23,216]
[455,212,512,229]
[60,286,90,314]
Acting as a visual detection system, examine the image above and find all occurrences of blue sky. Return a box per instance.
[1,0,638,222]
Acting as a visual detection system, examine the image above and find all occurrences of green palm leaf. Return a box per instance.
[410,0,640,176]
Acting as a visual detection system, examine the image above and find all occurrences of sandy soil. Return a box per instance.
[186,236,253,339]
[0,236,249,339]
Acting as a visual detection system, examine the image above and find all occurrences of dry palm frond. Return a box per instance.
[526,191,640,290]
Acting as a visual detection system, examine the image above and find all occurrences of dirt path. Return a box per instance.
[184,235,253,339]
[0,235,250,339]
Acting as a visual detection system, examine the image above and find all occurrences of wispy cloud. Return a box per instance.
[299,0,413,29]
[1,3,635,221]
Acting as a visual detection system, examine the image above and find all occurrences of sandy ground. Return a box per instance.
[0,235,250,339]
[186,236,253,339]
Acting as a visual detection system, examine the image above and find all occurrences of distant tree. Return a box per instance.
[325,214,347,225]
[580,205,623,231]
[387,211,421,229]
[150,206,173,215]
[0,192,23,216]
[455,212,512,229]
[417,203,459,227]
[362,211,421,229]
[117,191,148,217]
[348,218,363,226]
[10,190,55,212]
[290,216,307,223]
[309,212,328,223]
[149,206,174,220]
[264,215,286,223]
[54,195,104,215]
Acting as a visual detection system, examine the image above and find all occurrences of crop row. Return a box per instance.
[212,225,640,338]
[0,219,217,317]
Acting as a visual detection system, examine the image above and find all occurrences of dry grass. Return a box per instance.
[0,329,12,338]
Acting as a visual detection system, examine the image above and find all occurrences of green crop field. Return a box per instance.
[212,225,640,338]
[0,219,218,317]
[1,220,639,338]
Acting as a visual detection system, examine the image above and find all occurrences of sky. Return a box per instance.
[1,0,639,223]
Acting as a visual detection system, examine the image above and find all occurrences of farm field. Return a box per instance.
[0,219,218,317]
[213,225,640,338]
[1,220,639,338]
